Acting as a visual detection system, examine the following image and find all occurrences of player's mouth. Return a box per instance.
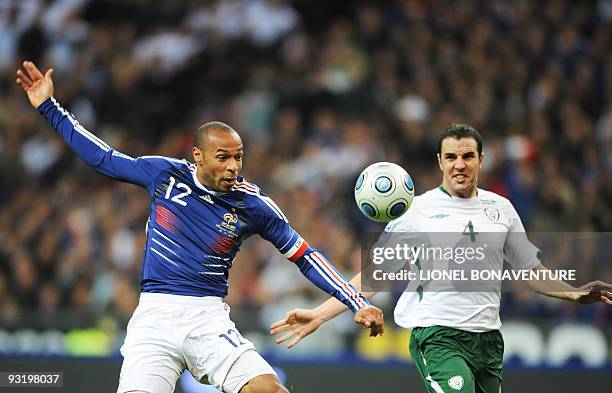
[221,177,236,187]
[453,174,468,183]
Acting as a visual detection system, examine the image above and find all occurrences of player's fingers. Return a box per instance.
[374,308,384,324]
[365,314,379,327]
[270,324,293,336]
[16,69,33,87]
[16,78,29,91]
[284,311,300,324]
[377,319,385,336]
[369,318,384,336]
[286,335,302,349]
[270,319,288,330]
[23,60,44,80]
[45,68,54,80]
[275,331,296,344]
[365,309,382,325]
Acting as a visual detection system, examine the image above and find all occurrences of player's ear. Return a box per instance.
[437,153,443,172]
[192,146,203,166]
[479,152,485,168]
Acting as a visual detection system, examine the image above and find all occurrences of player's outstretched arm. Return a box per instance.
[271,272,383,348]
[16,60,174,187]
[526,264,612,304]
[258,202,384,347]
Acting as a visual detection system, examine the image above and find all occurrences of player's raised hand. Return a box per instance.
[16,61,54,108]
[576,280,612,305]
[270,309,322,349]
[354,305,384,337]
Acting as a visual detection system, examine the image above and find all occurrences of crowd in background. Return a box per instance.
[0,0,611,349]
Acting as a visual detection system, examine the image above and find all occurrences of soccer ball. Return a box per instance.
[354,162,414,222]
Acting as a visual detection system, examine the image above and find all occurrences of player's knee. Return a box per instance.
[239,374,288,393]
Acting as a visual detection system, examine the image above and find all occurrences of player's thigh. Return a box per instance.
[117,313,184,393]
[117,352,183,393]
[417,353,475,393]
[181,306,268,392]
[475,331,503,393]
[224,350,281,393]
[474,371,501,393]
[410,329,475,393]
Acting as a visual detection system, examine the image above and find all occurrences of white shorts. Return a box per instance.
[117,293,276,393]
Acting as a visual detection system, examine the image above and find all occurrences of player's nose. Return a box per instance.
[227,159,239,173]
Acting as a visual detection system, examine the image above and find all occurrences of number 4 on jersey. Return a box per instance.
[463,220,478,242]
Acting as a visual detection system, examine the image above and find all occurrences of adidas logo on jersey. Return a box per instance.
[199,194,214,204]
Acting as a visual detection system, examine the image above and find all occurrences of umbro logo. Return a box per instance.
[199,194,214,204]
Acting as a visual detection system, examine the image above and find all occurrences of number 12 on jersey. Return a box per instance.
[165,176,192,206]
[219,329,246,348]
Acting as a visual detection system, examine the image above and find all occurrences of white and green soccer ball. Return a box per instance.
[354,162,414,222]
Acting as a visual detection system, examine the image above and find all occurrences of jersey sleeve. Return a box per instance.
[37,97,178,188]
[254,194,370,313]
[503,200,542,270]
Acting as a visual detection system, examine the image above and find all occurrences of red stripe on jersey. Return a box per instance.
[212,236,238,254]
[235,181,258,192]
[156,205,177,233]
[312,252,366,308]
[288,240,309,262]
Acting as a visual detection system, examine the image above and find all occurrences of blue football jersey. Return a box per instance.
[38,97,370,312]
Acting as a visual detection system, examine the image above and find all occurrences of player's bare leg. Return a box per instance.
[239,374,288,393]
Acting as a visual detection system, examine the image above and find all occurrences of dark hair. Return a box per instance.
[194,121,237,149]
[438,123,483,156]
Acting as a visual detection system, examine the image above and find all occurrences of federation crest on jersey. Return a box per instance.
[223,213,238,224]
[216,212,240,237]
[484,207,500,222]
[448,375,464,390]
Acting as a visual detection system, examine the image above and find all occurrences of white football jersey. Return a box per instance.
[385,186,541,332]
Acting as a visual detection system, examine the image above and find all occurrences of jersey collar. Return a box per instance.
[438,185,479,200]
[191,167,224,196]
[438,185,453,198]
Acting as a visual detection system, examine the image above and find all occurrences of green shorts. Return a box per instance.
[410,326,504,393]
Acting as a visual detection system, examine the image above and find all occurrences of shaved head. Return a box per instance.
[194,121,238,150]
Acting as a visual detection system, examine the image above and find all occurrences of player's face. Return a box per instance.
[437,137,483,198]
[193,130,243,192]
